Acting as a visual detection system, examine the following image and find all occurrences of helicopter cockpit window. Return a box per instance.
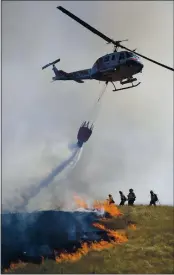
[126,52,132,58]
[119,52,125,60]
[104,56,109,62]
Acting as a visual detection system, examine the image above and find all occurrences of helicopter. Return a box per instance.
[42,6,174,92]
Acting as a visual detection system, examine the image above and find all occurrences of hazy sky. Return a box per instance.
[2,1,173,210]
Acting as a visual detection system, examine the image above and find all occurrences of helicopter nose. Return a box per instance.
[134,60,143,73]
[128,59,144,73]
[138,62,144,72]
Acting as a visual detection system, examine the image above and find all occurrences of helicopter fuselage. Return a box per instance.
[91,50,143,82]
[51,51,143,85]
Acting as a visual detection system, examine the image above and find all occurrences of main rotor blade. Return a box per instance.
[119,44,174,71]
[57,6,174,72]
[57,6,114,44]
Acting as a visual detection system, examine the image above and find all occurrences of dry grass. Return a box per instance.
[3,205,174,274]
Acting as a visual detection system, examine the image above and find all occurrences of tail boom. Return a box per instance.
[53,69,92,83]
[42,58,91,84]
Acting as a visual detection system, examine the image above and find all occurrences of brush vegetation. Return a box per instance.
[4,205,174,274]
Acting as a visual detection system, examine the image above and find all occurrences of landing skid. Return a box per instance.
[106,80,141,92]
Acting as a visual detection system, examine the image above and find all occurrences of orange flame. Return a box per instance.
[55,222,127,264]
[73,195,122,217]
[93,223,128,243]
[93,200,122,217]
[3,260,27,273]
[128,224,137,230]
[73,195,88,209]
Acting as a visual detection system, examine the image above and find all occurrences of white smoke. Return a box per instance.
[3,146,83,212]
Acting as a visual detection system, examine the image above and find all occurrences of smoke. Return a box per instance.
[3,146,83,212]
[2,1,173,209]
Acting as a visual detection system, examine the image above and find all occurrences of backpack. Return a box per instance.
[154,194,158,202]
[122,195,127,201]
[128,192,136,200]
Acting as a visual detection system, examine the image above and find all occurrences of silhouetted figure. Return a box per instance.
[107,194,115,205]
[77,121,93,148]
[127,189,136,206]
[119,191,127,206]
[149,190,158,206]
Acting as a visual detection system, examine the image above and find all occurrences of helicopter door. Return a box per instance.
[111,54,115,62]
[110,54,116,67]
[118,52,126,65]
[103,55,110,67]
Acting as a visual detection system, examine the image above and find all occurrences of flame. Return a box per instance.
[90,240,113,250]
[128,223,137,230]
[3,260,27,273]
[73,195,88,209]
[55,222,127,264]
[93,223,128,243]
[73,195,122,217]
[93,200,122,217]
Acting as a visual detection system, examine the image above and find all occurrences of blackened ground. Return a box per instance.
[1,210,110,270]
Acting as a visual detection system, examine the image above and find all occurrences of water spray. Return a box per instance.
[13,147,83,212]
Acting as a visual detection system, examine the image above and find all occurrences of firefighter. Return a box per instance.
[127,189,136,206]
[119,191,127,206]
[107,194,115,204]
[149,190,158,206]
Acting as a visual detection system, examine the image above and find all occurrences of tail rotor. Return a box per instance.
[42,58,60,70]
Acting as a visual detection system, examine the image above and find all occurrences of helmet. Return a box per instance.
[129,188,133,192]
[150,190,153,193]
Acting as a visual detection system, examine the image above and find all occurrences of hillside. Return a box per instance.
[3,205,174,274]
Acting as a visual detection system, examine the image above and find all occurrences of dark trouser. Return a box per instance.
[128,199,135,206]
[149,200,156,206]
[119,200,126,206]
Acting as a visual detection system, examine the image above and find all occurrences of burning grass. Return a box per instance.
[3,260,27,273]
[53,197,127,265]
[2,196,126,273]
[2,203,174,274]
[55,222,128,264]
[93,200,122,217]
[73,194,123,218]
[128,223,137,230]
[73,195,88,209]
